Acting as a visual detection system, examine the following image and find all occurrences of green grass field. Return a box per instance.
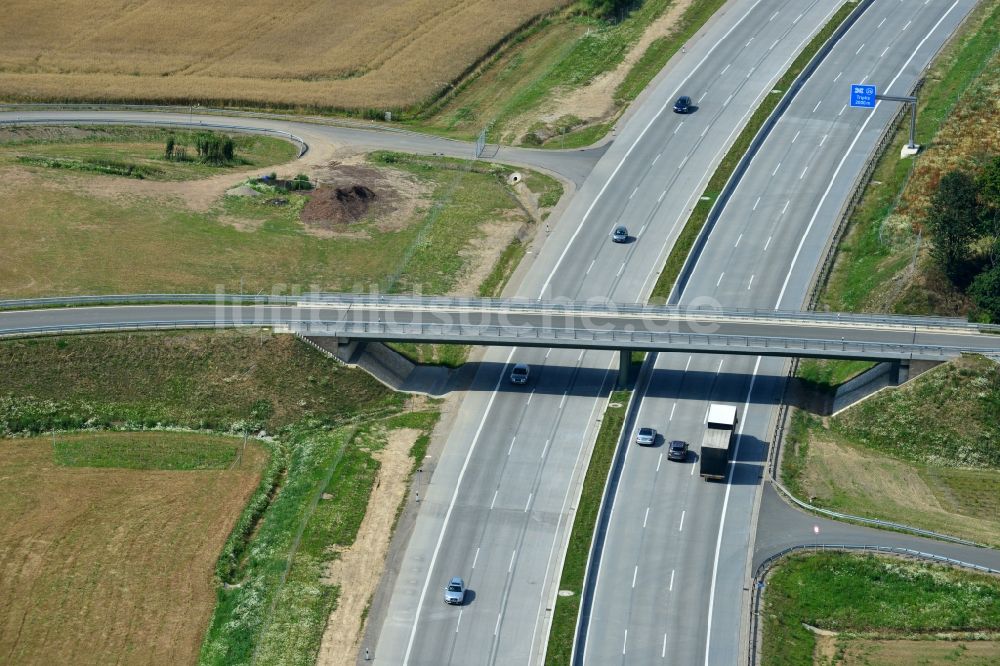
[0,137,555,298]
[52,430,240,469]
[796,359,877,393]
[0,331,403,435]
[762,552,1000,665]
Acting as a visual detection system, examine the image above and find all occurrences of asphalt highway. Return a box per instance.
[369,1,856,664]
[582,1,981,665]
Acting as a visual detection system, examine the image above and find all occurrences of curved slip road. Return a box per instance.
[581,1,982,665]
[0,109,603,187]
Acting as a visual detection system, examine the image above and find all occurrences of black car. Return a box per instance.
[667,439,688,461]
[673,96,692,114]
[611,225,629,243]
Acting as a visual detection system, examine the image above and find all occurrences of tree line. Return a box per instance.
[926,155,1000,321]
[164,133,237,165]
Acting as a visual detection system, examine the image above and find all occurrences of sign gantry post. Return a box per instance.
[850,83,920,157]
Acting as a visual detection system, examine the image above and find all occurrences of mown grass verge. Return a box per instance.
[649,2,856,303]
[545,390,629,665]
[52,430,240,469]
[762,552,1000,665]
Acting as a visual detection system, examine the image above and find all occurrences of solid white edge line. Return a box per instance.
[535,0,765,299]
[401,348,516,664]
[703,357,760,666]
[529,359,615,665]
[775,0,961,308]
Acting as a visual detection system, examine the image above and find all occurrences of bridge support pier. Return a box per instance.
[617,349,634,389]
[891,359,910,385]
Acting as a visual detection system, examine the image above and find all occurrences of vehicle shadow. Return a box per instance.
[462,589,476,607]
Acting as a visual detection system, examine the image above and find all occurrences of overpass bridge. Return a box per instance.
[2,293,998,385]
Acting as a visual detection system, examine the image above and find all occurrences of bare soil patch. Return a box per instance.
[300,161,430,236]
[0,436,266,665]
[315,428,421,665]
[449,216,526,296]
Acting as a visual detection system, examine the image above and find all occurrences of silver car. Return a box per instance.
[444,577,466,605]
[635,427,657,446]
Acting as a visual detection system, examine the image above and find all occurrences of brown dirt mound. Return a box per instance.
[300,162,418,235]
[302,184,377,226]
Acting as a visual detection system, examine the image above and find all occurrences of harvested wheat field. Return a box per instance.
[0,0,567,110]
[0,433,267,665]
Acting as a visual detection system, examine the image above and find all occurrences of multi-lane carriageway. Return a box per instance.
[580,1,983,665]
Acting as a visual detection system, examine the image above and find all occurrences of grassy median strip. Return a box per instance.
[762,552,1000,665]
[545,390,630,665]
[649,1,856,303]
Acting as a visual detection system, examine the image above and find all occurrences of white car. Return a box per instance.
[635,427,657,446]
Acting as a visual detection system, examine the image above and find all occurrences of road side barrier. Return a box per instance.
[770,480,985,548]
[3,293,995,335]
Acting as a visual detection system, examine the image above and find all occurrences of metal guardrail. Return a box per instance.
[747,543,1000,666]
[0,117,309,158]
[771,481,984,547]
[2,293,995,334]
[0,293,299,309]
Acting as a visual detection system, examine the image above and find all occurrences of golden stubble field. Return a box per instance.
[0,0,567,109]
[0,436,267,665]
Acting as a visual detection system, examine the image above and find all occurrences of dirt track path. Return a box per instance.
[315,428,420,666]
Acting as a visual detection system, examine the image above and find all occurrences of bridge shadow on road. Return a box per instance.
[456,360,788,407]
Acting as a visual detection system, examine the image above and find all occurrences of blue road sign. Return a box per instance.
[850,84,877,108]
